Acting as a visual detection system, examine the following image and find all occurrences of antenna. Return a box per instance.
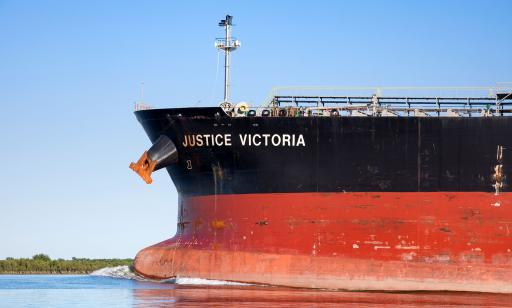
[215,15,241,104]
[134,81,152,111]
[140,81,144,103]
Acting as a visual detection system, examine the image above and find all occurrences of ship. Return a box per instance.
[129,15,512,292]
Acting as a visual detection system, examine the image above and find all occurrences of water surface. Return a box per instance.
[1,272,512,307]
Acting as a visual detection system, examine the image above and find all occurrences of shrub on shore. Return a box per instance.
[0,254,133,274]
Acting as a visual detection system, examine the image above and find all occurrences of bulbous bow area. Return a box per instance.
[133,238,180,280]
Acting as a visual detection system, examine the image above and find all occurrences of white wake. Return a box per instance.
[172,277,250,286]
[90,266,250,285]
[90,265,145,280]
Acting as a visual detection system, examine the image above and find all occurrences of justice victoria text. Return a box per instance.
[182,133,306,147]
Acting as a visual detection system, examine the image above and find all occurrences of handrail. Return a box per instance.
[134,102,153,111]
[228,92,512,117]
[264,85,511,106]
[271,95,511,107]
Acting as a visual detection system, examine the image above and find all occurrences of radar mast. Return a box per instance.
[215,15,241,105]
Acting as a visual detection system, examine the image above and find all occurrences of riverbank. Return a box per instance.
[0,254,133,274]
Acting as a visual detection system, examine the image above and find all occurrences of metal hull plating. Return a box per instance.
[133,107,512,292]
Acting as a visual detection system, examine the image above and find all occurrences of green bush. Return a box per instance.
[0,254,133,274]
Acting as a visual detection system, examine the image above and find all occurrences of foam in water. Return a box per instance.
[90,266,250,285]
[90,266,145,281]
[172,277,250,286]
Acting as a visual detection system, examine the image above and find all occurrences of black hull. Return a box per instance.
[135,107,511,197]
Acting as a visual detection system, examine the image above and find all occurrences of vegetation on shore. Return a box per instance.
[0,254,133,274]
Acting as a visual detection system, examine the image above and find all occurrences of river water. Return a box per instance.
[1,267,511,307]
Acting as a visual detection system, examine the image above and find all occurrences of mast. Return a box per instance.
[216,15,241,104]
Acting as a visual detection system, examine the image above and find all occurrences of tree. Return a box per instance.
[32,254,51,261]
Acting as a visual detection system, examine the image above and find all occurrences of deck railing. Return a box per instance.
[228,91,512,117]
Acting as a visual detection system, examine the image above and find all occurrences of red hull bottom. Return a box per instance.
[134,192,512,292]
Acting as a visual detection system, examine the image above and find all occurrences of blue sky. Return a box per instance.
[1,0,511,259]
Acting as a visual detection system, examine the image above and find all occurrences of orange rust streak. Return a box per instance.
[129,151,157,184]
[210,220,225,229]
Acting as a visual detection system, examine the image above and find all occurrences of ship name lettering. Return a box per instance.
[239,134,305,147]
[182,134,232,147]
[182,134,305,147]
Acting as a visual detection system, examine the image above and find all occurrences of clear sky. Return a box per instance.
[1,0,511,259]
